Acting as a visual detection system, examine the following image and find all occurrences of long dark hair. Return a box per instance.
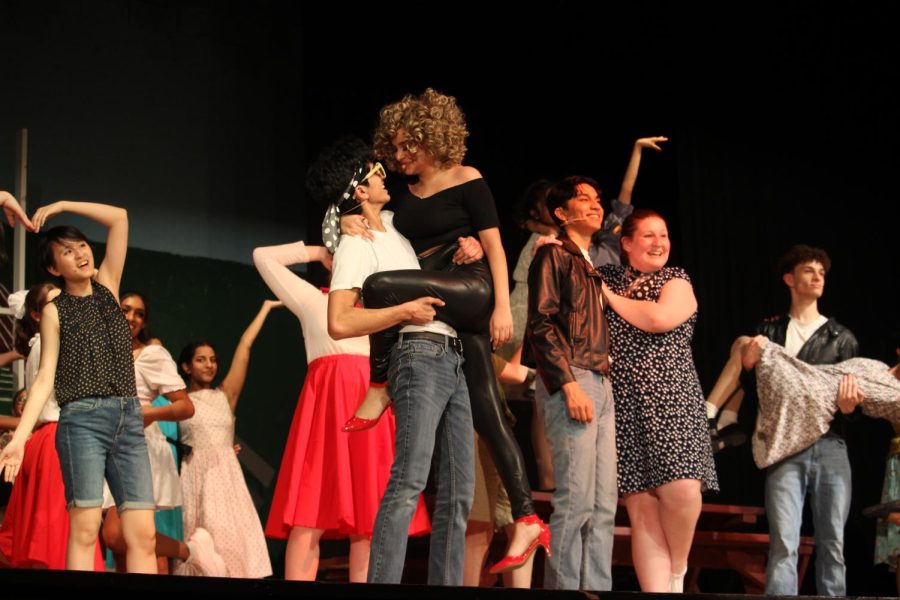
[121,290,152,344]
[178,341,217,383]
[13,282,58,356]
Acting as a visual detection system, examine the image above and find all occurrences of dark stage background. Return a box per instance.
[1,1,898,594]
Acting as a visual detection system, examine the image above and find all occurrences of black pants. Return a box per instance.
[362,246,535,519]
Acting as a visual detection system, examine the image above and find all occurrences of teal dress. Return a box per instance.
[875,431,900,570]
[152,396,184,541]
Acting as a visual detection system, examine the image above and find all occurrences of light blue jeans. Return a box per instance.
[537,366,617,590]
[367,335,474,586]
[764,434,851,596]
[56,396,155,511]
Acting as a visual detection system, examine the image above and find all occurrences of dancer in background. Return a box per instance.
[100,291,225,575]
[255,237,428,581]
[178,300,279,578]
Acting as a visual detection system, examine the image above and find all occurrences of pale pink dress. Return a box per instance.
[180,388,272,578]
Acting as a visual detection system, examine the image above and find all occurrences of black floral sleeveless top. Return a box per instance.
[53,281,136,405]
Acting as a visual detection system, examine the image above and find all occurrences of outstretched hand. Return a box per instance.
[636,136,669,151]
[263,299,285,311]
[0,438,24,484]
[0,192,35,232]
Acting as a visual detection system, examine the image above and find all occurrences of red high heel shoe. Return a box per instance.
[341,414,382,433]
[488,514,551,574]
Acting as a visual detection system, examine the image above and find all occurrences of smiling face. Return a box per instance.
[47,238,95,282]
[390,128,431,176]
[555,183,604,236]
[182,344,218,387]
[355,162,391,208]
[783,260,826,301]
[121,294,147,342]
[621,215,670,272]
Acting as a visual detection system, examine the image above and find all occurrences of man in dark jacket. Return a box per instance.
[744,245,860,596]
[526,176,615,590]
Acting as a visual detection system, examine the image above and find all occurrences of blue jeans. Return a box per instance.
[537,367,617,590]
[367,335,474,586]
[765,434,851,596]
[56,396,155,511]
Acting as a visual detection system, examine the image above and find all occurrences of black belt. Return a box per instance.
[400,331,463,353]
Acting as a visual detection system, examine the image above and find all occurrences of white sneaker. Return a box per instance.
[184,527,228,577]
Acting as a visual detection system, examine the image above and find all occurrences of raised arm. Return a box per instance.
[0,191,35,231]
[31,201,129,297]
[602,276,697,333]
[618,136,668,206]
[0,303,60,483]
[253,241,331,319]
[218,300,282,412]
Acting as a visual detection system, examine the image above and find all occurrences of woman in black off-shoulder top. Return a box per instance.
[340,88,547,574]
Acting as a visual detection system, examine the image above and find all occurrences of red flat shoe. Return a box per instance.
[341,415,381,433]
[341,413,384,433]
[488,514,551,574]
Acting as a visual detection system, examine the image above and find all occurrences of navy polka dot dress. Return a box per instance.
[598,265,718,495]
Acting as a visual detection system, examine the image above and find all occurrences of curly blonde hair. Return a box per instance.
[373,88,469,170]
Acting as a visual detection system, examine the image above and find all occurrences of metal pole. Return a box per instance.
[12,128,28,390]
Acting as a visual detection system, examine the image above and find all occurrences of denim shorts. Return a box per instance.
[56,396,155,511]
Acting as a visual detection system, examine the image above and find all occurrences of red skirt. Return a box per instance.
[0,422,104,570]
[265,354,430,540]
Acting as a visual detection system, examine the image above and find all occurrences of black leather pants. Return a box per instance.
[361,245,535,519]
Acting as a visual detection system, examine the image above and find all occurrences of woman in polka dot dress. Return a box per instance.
[597,209,717,594]
[177,300,281,578]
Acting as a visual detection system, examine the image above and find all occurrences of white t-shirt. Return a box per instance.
[330,211,457,337]
[133,344,186,406]
[785,315,829,357]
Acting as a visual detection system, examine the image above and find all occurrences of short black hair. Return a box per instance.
[544,176,600,228]
[305,136,373,209]
[38,225,89,276]
[776,244,832,277]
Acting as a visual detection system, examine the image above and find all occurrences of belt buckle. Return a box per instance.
[450,336,462,353]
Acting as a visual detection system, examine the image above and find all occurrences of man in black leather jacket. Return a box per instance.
[745,245,859,596]
[526,176,616,590]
